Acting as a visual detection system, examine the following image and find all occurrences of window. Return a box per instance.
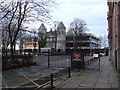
[58,31,60,35]
[62,31,64,35]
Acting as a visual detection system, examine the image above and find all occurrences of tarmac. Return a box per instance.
[43,56,119,89]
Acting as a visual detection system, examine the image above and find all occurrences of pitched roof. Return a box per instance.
[57,21,66,30]
[46,30,56,37]
[38,23,47,33]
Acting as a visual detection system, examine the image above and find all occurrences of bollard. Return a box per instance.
[50,73,54,88]
[48,50,50,67]
[71,54,73,68]
[68,67,71,78]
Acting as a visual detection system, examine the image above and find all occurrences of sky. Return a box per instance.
[27,0,108,37]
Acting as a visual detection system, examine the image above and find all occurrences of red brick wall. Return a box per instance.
[118,2,120,47]
[107,2,113,38]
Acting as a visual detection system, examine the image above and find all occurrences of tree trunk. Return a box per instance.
[5,48,8,55]
[14,41,16,55]
[10,42,14,56]
[19,30,22,54]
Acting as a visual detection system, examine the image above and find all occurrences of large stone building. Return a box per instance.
[38,21,66,53]
[107,0,120,71]
[56,22,66,52]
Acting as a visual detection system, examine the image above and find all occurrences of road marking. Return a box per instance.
[42,75,67,88]
[34,74,67,89]
[2,86,21,88]
[17,85,36,88]
[33,81,51,90]
[20,73,39,87]
[2,77,8,88]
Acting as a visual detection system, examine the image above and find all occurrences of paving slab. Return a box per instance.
[94,83,111,88]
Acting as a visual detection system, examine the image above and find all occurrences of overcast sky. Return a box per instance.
[51,0,108,36]
[27,0,108,37]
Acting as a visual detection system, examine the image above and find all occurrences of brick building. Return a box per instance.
[107,0,120,71]
[0,10,2,54]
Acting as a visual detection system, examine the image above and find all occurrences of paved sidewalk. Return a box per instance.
[45,56,118,89]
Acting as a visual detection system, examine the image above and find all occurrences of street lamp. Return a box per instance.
[82,47,85,69]
[33,31,36,52]
[54,24,57,53]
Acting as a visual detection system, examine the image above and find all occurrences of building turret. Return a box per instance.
[38,23,47,33]
[57,21,66,30]
[56,21,66,53]
[38,23,47,39]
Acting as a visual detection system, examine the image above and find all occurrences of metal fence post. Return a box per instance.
[82,51,85,70]
[71,53,73,68]
[78,61,80,72]
[68,67,71,78]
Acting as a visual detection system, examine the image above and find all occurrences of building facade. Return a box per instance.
[46,29,56,49]
[38,21,66,53]
[107,0,120,71]
[23,37,38,52]
[66,33,101,54]
[56,22,66,53]
[38,23,47,40]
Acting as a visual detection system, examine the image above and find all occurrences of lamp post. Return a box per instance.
[82,47,85,69]
[90,35,92,56]
[54,24,57,53]
[99,40,101,70]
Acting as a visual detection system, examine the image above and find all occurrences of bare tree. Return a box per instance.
[17,26,30,54]
[0,0,55,55]
[67,18,88,35]
[2,25,10,55]
[67,18,88,52]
